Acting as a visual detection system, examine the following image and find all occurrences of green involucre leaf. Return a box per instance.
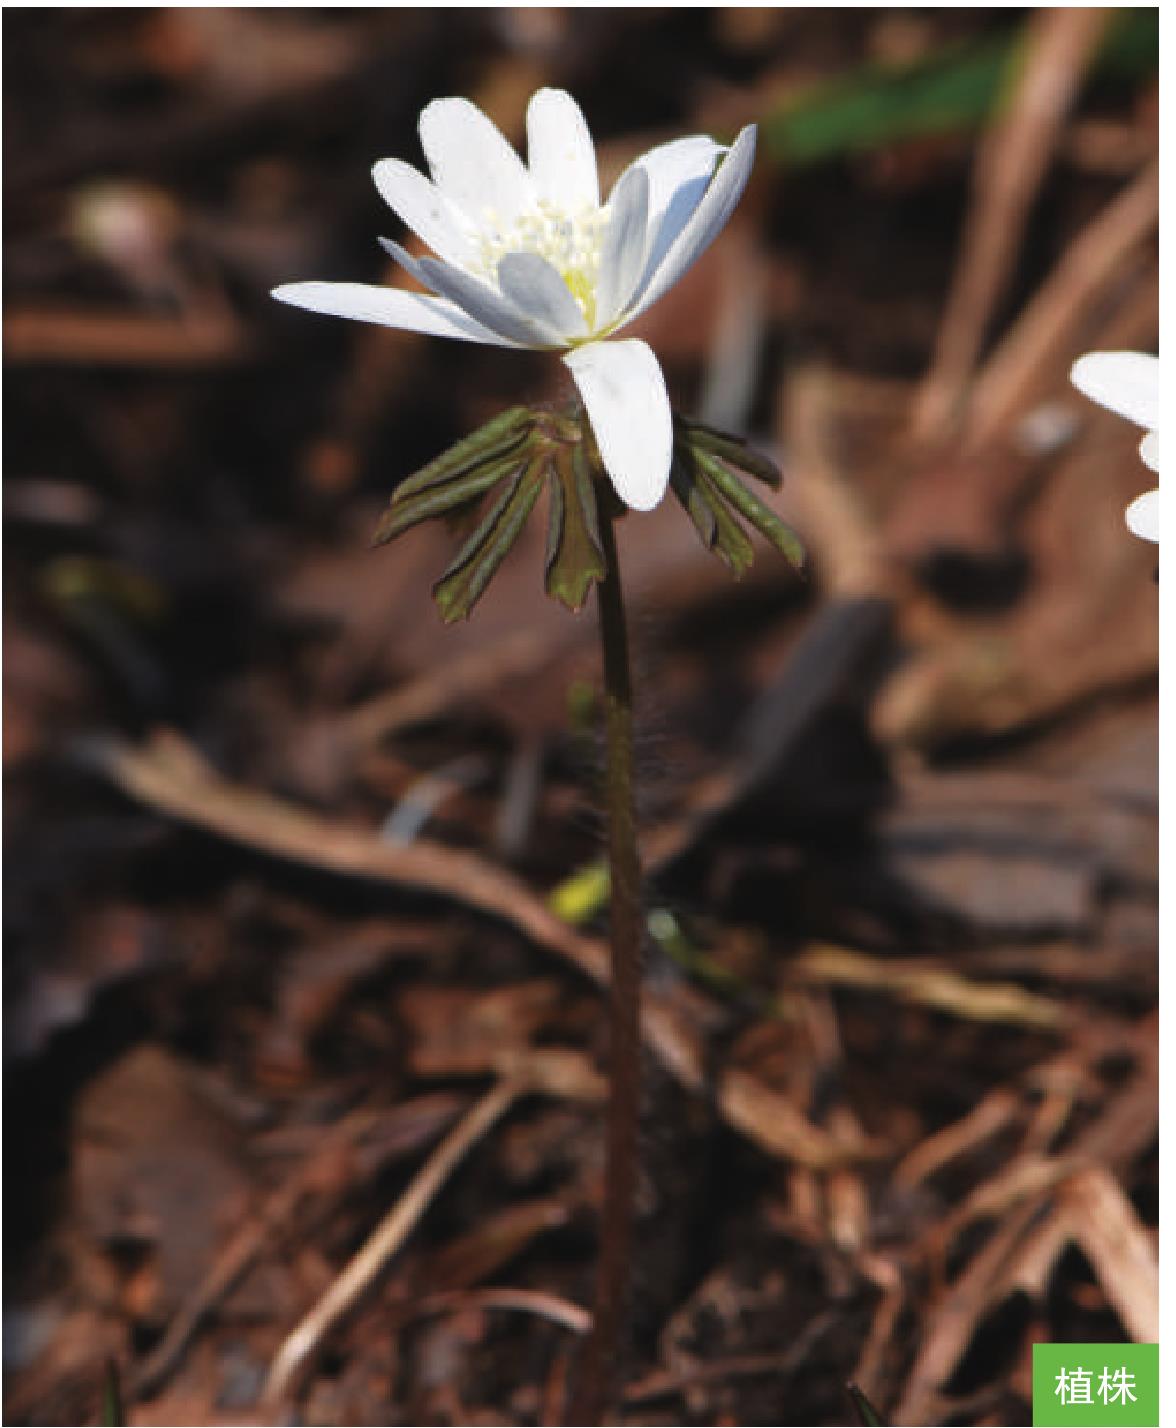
[693,450,805,570]
[432,457,546,622]
[671,420,805,578]
[394,407,533,503]
[373,453,524,544]
[544,443,607,611]
[695,464,755,576]
[669,451,719,550]
[682,420,782,488]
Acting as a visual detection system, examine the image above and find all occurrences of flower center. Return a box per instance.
[474,200,607,329]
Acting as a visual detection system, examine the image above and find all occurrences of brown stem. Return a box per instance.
[568,507,644,1425]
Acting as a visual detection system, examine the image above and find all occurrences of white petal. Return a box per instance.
[610,135,722,299]
[1125,487,1158,542]
[372,159,475,268]
[595,165,650,329]
[623,125,756,325]
[563,339,673,511]
[419,97,535,227]
[416,256,556,347]
[382,237,567,348]
[1070,351,1160,431]
[271,281,520,346]
[497,252,587,341]
[526,88,599,210]
[1139,430,1159,473]
[619,135,721,234]
[378,236,429,286]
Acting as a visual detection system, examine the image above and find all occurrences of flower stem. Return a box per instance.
[569,506,644,1426]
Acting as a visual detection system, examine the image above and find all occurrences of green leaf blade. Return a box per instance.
[433,457,547,622]
[683,420,782,488]
[544,443,607,612]
[393,407,533,503]
[373,454,524,545]
[669,451,719,551]
[695,451,806,571]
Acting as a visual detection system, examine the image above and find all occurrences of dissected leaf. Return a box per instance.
[671,418,804,577]
[682,420,782,488]
[694,449,806,570]
[694,463,755,577]
[433,458,546,622]
[671,445,755,576]
[544,443,607,611]
[372,407,533,546]
[373,454,523,544]
[376,403,801,617]
[393,407,532,503]
[669,451,718,550]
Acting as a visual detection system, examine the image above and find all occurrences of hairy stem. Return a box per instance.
[569,507,644,1425]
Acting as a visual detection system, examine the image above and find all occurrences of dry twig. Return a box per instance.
[403,1287,592,1337]
[83,730,706,1090]
[263,1078,520,1403]
[792,944,1068,1031]
[964,161,1158,448]
[1063,1166,1158,1343]
[4,307,246,366]
[911,8,1110,442]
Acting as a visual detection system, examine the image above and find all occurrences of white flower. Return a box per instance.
[273,89,756,512]
[1070,350,1159,543]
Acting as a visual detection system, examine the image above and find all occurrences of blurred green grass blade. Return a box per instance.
[548,858,610,924]
[763,38,1009,164]
[101,1359,124,1428]
[761,10,1157,166]
[847,1382,885,1426]
[1099,7,1161,75]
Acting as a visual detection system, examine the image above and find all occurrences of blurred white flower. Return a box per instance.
[274,89,756,511]
[1070,350,1159,542]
